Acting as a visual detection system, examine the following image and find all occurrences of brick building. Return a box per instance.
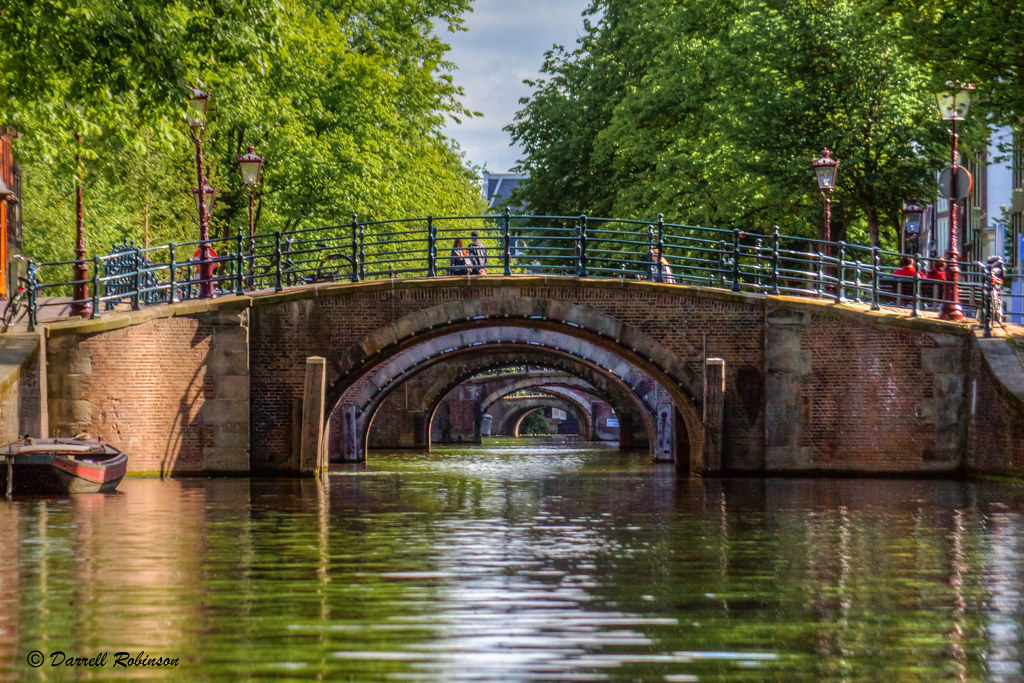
[0,127,23,300]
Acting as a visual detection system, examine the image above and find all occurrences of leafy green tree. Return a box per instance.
[0,0,485,267]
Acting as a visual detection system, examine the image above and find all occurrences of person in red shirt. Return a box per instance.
[925,258,947,310]
[893,257,917,304]
[193,244,219,297]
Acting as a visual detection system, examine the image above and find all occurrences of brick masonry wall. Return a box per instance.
[44,303,250,474]
[39,277,999,477]
[966,339,1024,477]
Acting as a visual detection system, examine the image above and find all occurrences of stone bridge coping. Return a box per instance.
[41,276,976,340]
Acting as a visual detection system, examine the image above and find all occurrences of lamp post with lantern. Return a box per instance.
[237,145,264,251]
[812,148,840,246]
[903,200,927,257]
[186,86,216,299]
[70,131,91,317]
[935,82,975,321]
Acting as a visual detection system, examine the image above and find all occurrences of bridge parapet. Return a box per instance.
[17,214,1006,331]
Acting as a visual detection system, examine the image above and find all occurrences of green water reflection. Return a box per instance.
[2,440,1023,681]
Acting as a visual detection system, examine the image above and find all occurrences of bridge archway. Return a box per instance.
[417,358,645,448]
[322,296,705,468]
[488,394,592,438]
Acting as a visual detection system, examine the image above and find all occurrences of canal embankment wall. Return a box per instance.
[0,334,44,444]
[25,278,1024,480]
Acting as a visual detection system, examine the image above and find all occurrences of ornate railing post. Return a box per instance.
[132,246,142,311]
[168,243,178,303]
[25,259,38,331]
[852,259,862,303]
[835,241,846,303]
[770,226,780,295]
[274,230,284,292]
[718,240,727,289]
[911,269,921,318]
[350,214,360,282]
[91,255,101,318]
[815,251,824,296]
[754,237,764,291]
[577,214,588,277]
[502,207,511,276]
[647,224,656,280]
[870,246,880,311]
[427,215,437,277]
[359,222,366,280]
[982,260,993,337]
[235,228,245,295]
[655,214,665,283]
[731,228,741,292]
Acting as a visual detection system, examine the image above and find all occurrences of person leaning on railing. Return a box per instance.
[924,258,946,309]
[650,247,675,284]
[893,256,917,304]
[467,231,488,275]
[449,238,470,275]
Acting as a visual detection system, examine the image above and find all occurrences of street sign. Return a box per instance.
[938,165,973,200]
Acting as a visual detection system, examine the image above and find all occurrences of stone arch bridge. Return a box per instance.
[36,275,1016,477]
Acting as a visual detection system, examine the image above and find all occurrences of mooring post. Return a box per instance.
[299,356,327,475]
[701,358,726,475]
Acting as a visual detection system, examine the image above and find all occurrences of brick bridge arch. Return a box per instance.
[412,359,648,449]
[477,379,609,439]
[340,326,691,462]
[324,296,705,464]
[492,395,591,438]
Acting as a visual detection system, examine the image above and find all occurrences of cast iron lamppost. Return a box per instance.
[935,82,974,320]
[812,149,840,245]
[71,131,90,316]
[903,200,926,257]
[237,145,264,249]
[186,85,216,299]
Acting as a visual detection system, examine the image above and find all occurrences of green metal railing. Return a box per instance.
[12,211,1006,330]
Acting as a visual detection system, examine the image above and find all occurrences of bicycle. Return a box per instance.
[1,276,32,332]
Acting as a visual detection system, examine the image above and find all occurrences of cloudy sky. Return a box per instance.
[439,0,592,174]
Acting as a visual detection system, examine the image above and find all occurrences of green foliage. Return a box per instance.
[509,0,1000,251]
[0,0,485,264]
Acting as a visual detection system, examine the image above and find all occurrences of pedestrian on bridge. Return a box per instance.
[468,231,488,275]
[650,247,675,284]
[449,239,470,275]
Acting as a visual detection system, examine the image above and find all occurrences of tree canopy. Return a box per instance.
[0,0,486,263]
[508,0,1014,250]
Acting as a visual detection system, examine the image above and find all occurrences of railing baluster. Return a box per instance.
[731,228,741,292]
[350,214,360,283]
[91,255,101,318]
[835,241,845,303]
[871,246,880,311]
[26,259,38,331]
[274,231,283,292]
[359,223,365,281]
[132,246,142,311]
[770,226,780,295]
[577,214,588,278]
[427,215,436,277]
[168,243,177,303]
[502,208,511,276]
[655,214,664,283]
[911,269,921,317]
[235,228,245,295]
[718,240,727,289]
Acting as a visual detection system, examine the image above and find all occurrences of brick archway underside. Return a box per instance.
[327,315,704,464]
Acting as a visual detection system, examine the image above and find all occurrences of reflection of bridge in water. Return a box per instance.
[17,215,1021,479]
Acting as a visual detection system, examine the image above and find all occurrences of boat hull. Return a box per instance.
[1,440,128,495]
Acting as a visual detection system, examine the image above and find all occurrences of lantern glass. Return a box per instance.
[903,203,926,235]
[193,184,217,217]
[936,88,972,121]
[238,146,264,186]
[186,87,209,128]
[812,149,839,191]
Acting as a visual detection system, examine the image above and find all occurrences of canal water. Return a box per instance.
[2,440,1023,681]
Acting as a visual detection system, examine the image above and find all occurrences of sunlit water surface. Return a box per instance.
[2,441,1024,681]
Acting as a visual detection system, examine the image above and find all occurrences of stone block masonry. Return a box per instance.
[44,300,250,475]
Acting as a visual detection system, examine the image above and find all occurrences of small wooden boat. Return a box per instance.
[2,436,128,496]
